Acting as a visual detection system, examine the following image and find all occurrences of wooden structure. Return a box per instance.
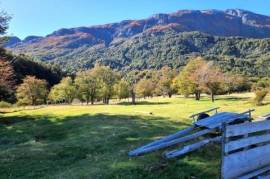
[129,108,254,158]
[221,120,270,179]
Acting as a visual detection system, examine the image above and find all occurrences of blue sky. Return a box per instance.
[1,0,270,39]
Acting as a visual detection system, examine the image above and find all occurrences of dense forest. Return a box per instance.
[8,30,270,76]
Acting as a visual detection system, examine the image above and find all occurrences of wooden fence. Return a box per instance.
[221,120,270,179]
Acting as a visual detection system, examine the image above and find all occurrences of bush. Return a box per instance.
[0,101,12,108]
[254,90,268,106]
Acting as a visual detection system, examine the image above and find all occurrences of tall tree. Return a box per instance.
[0,59,15,101]
[114,80,129,100]
[124,71,140,105]
[48,77,76,104]
[196,62,225,102]
[175,57,207,100]
[16,76,48,105]
[155,66,177,98]
[135,78,155,98]
[75,70,98,105]
[94,64,119,104]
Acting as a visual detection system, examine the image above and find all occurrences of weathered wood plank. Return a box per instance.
[189,107,219,118]
[225,133,270,153]
[139,126,195,149]
[195,112,250,129]
[222,143,270,179]
[238,165,270,179]
[129,128,213,156]
[226,120,270,137]
[164,136,221,159]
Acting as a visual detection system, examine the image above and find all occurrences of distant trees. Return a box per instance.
[114,80,129,100]
[135,79,155,98]
[155,66,177,98]
[9,60,256,106]
[75,70,98,104]
[175,57,206,100]
[49,77,76,104]
[195,62,225,102]
[16,76,48,105]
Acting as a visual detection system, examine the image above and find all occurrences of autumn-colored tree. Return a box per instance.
[155,66,177,98]
[195,62,225,102]
[175,57,207,100]
[135,78,155,98]
[16,76,48,105]
[75,70,99,105]
[252,78,270,106]
[0,59,15,101]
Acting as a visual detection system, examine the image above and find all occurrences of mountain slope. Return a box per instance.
[5,9,270,75]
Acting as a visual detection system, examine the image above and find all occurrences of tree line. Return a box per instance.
[11,57,253,106]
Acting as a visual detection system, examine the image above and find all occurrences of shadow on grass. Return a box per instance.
[0,113,219,179]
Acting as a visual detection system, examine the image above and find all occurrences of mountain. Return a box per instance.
[5,9,270,75]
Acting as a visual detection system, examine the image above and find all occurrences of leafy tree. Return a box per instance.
[48,77,76,104]
[155,66,177,97]
[114,80,129,100]
[252,78,270,106]
[175,57,207,100]
[16,76,48,105]
[75,70,98,105]
[0,59,15,102]
[196,62,225,102]
[135,78,155,98]
[94,64,119,104]
[124,70,140,104]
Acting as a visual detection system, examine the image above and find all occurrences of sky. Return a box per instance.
[1,0,270,39]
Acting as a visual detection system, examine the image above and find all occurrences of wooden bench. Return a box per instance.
[221,120,270,179]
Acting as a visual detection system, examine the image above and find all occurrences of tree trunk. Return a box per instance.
[168,93,172,98]
[90,96,94,105]
[195,91,201,101]
[211,92,215,102]
[131,92,136,105]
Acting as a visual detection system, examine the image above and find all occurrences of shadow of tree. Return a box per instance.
[0,113,219,178]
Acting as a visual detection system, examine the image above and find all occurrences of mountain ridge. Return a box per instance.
[4,9,270,75]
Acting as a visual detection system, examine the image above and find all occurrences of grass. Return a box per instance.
[1,93,270,178]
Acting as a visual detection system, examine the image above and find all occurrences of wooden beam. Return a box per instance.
[164,136,221,159]
[226,119,270,137]
[129,128,213,156]
[225,133,270,153]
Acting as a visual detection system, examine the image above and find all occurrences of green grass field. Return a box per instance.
[1,93,270,179]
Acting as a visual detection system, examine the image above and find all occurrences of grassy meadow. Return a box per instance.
[1,93,270,178]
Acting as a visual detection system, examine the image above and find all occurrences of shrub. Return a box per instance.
[254,89,268,106]
[0,101,12,108]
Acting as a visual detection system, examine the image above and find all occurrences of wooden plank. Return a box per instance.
[164,136,221,158]
[128,128,213,156]
[238,165,270,179]
[189,107,219,118]
[226,120,270,137]
[225,133,270,153]
[222,143,270,179]
[139,126,195,149]
[195,112,249,129]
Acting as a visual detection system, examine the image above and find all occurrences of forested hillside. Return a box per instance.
[5,9,270,76]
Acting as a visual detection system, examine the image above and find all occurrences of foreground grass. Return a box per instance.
[1,93,270,178]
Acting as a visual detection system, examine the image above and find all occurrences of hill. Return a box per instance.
[5,9,270,75]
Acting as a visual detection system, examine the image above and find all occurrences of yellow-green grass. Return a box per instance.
[0,93,269,178]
